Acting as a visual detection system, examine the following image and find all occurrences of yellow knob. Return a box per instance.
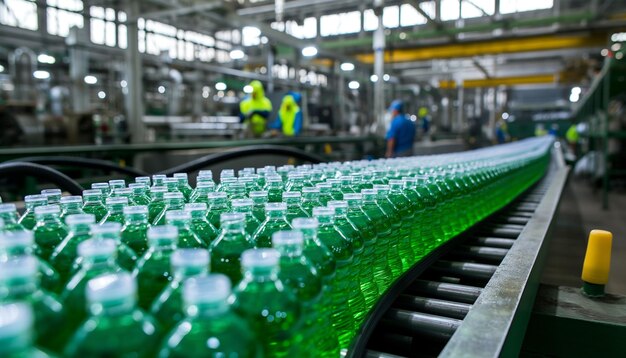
[581,230,613,285]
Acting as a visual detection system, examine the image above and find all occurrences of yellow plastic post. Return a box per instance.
[581,229,613,297]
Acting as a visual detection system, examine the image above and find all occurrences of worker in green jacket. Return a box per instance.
[239,80,272,137]
[269,94,302,137]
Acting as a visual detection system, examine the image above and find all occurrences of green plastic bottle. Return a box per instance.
[148,187,168,223]
[108,179,126,192]
[313,206,364,349]
[0,230,61,294]
[184,203,218,246]
[18,195,48,230]
[132,225,178,310]
[273,230,338,357]
[232,248,302,358]
[99,197,128,225]
[292,218,340,357]
[166,210,206,248]
[173,173,193,201]
[189,181,214,204]
[121,205,151,257]
[128,183,151,206]
[164,178,182,195]
[64,273,161,357]
[283,191,308,222]
[59,196,85,220]
[252,202,292,248]
[152,192,184,226]
[41,189,62,205]
[60,239,123,345]
[206,192,230,230]
[91,223,138,272]
[264,176,284,203]
[112,188,137,206]
[150,248,209,332]
[328,200,374,314]
[371,186,404,280]
[81,189,107,223]
[388,179,417,269]
[343,193,384,307]
[209,213,253,285]
[249,190,269,222]
[152,174,167,188]
[284,172,306,192]
[34,205,69,262]
[0,204,27,232]
[315,183,334,206]
[158,274,259,358]
[0,256,64,352]
[49,214,95,283]
[225,182,247,200]
[326,179,343,200]
[91,183,111,199]
[134,176,151,187]
[0,303,55,358]
[232,198,261,236]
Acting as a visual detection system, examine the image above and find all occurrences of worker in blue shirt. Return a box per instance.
[385,100,416,158]
[269,94,302,136]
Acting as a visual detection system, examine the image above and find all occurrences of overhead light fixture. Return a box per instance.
[370,74,379,82]
[158,85,166,94]
[33,70,50,80]
[120,80,128,88]
[348,81,360,90]
[399,32,407,40]
[569,93,580,103]
[301,46,318,57]
[37,54,56,64]
[0,65,4,72]
[340,62,355,71]
[215,82,227,91]
[242,26,261,38]
[383,74,391,82]
[97,91,106,99]
[243,85,253,94]
[84,75,98,85]
[230,49,245,60]
[502,112,509,120]
[571,87,581,95]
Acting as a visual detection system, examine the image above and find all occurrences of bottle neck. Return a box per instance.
[0,278,37,299]
[0,213,17,224]
[187,300,229,317]
[244,266,279,282]
[149,239,177,251]
[69,223,91,235]
[90,297,136,316]
[315,215,334,225]
[36,214,61,225]
[266,210,287,220]
[82,255,117,270]
[125,214,148,224]
[221,221,246,234]
[174,266,207,279]
[63,203,82,211]
[83,196,102,204]
[107,205,124,214]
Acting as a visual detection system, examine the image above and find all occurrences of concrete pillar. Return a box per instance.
[336,61,345,131]
[456,85,464,132]
[125,0,146,143]
[67,27,89,113]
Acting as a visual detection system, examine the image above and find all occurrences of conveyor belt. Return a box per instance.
[350,146,568,358]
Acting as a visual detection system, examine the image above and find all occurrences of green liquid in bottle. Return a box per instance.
[0,256,65,353]
[232,249,302,358]
[209,213,253,285]
[0,303,55,358]
[49,213,94,283]
[184,203,218,246]
[81,189,107,223]
[64,273,161,357]
[17,195,48,231]
[158,275,259,358]
[132,225,178,310]
[150,248,209,332]
[121,205,151,257]
[251,203,292,248]
[166,210,206,248]
[33,205,68,262]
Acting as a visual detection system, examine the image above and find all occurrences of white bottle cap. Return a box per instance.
[183,274,231,305]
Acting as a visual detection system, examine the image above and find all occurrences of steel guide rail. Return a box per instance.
[349,145,568,357]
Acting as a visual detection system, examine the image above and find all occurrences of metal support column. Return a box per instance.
[267,45,275,94]
[336,61,346,131]
[373,0,386,135]
[457,85,465,133]
[125,0,146,143]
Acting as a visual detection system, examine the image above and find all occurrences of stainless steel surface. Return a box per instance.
[394,295,471,320]
[383,309,462,340]
[439,147,569,357]
[408,280,483,304]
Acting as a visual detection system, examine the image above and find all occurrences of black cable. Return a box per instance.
[9,156,149,177]
[160,145,326,176]
[0,162,84,195]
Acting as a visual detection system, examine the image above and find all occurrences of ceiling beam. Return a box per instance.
[131,1,224,22]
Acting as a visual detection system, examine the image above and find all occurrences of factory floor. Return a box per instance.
[541,178,626,295]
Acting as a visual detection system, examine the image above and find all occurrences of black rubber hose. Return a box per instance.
[160,145,326,176]
[0,162,84,195]
[8,156,149,177]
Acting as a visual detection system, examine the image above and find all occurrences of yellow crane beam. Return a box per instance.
[439,74,557,88]
[356,34,606,63]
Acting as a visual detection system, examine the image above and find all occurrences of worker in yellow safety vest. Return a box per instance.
[269,94,302,137]
[239,80,272,137]
[566,123,580,154]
